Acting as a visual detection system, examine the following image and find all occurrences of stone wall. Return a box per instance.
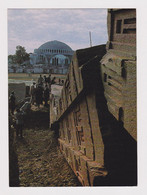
[50,9,137,186]
[102,9,136,140]
[54,45,108,186]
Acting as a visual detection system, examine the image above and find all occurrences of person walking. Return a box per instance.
[46,74,51,85]
[15,108,24,138]
[38,74,44,86]
[30,82,36,105]
[9,91,16,115]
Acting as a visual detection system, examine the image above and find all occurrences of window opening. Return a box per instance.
[104,73,107,82]
[116,20,122,34]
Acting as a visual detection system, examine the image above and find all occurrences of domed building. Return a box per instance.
[30,40,74,74]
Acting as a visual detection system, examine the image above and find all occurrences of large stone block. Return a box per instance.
[87,161,108,186]
[86,93,104,165]
[80,98,94,160]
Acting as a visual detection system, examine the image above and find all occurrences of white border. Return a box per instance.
[1,0,147,195]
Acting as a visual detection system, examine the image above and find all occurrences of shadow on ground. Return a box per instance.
[23,105,50,130]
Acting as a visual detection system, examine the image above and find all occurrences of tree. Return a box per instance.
[15,45,30,65]
[8,55,16,64]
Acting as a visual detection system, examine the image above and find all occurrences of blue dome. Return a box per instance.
[38,40,73,52]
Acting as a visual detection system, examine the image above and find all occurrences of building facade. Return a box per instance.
[30,40,74,74]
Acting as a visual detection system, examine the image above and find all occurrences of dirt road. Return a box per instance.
[15,105,81,187]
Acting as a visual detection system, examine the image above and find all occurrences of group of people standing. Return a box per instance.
[30,74,55,108]
[9,74,56,138]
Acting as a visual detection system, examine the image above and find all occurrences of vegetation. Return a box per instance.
[8,45,30,65]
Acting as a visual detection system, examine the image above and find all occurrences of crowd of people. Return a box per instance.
[30,74,56,108]
[9,74,57,138]
[9,74,64,138]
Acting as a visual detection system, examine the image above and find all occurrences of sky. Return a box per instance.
[8,8,108,55]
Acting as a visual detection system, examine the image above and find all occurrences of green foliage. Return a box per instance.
[8,45,30,65]
[8,55,16,64]
[15,45,30,65]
